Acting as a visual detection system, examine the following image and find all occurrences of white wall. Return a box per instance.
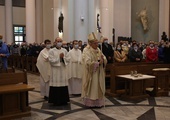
[0,6,5,41]
[0,1,170,44]
[0,6,26,43]
[113,0,131,43]
[43,0,54,42]
[74,0,88,41]
[67,0,74,42]
[13,7,26,25]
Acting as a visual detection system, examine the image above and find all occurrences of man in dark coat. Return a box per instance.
[102,37,114,63]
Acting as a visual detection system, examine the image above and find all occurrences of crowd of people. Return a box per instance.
[1,35,170,65]
[1,33,170,108]
[114,39,170,63]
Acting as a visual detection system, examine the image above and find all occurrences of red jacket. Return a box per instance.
[146,47,158,62]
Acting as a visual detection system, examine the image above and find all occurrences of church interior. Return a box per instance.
[0,0,170,120]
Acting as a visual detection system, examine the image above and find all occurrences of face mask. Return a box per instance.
[134,47,138,50]
[98,43,102,45]
[117,47,121,50]
[74,44,79,49]
[150,44,154,47]
[57,42,62,48]
[46,44,51,49]
[63,45,67,48]
[104,40,108,43]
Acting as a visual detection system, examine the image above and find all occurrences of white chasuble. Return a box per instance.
[82,47,107,100]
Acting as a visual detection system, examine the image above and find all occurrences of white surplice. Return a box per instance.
[48,47,70,87]
[68,48,82,94]
[36,48,51,97]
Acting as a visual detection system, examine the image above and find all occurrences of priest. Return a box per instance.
[36,39,51,100]
[81,32,107,107]
[48,37,70,106]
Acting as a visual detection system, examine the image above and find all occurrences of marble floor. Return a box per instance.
[17,72,170,120]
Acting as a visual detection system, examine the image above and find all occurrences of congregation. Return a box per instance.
[1,35,170,65]
[1,33,170,108]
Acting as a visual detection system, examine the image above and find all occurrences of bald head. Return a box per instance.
[55,37,62,42]
[55,37,63,48]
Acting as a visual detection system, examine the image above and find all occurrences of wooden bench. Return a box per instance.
[152,68,170,96]
[0,70,34,120]
[0,66,15,73]
[105,62,170,97]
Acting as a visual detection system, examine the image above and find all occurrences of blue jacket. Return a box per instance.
[0,43,10,69]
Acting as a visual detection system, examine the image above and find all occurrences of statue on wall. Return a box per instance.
[97,14,101,33]
[58,12,64,33]
[161,31,168,41]
[137,7,149,31]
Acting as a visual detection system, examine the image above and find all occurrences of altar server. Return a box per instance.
[68,40,82,95]
[48,37,70,106]
[36,39,51,100]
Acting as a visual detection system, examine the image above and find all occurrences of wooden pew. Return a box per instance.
[106,62,170,97]
[32,57,38,73]
[0,70,34,120]
[152,68,170,96]
[21,56,27,69]
[0,66,15,73]
[26,56,32,72]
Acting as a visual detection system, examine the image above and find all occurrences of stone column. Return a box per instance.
[26,0,36,44]
[53,0,62,39]
[36,0,43,43]
[74,0,88,42]
[88,0,95,33]
[5,0,13,44]
[100,0,110,39]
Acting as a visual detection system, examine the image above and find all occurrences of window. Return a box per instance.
[13,25,26,45]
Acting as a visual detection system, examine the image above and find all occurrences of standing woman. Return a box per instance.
[146,41,158,62]
[0,35,10,70]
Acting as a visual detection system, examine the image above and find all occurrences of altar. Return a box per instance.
[116,74,155,100]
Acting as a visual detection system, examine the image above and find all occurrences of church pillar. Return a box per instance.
[159,0,169,40]
[67,0,74,42]
[53,0,62,39]
[100,0,110,39]
[88,0,95,33]
[74,0,88,42]
[36,0,43,43]
[26,0,36,43]
[5,0,13,44]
